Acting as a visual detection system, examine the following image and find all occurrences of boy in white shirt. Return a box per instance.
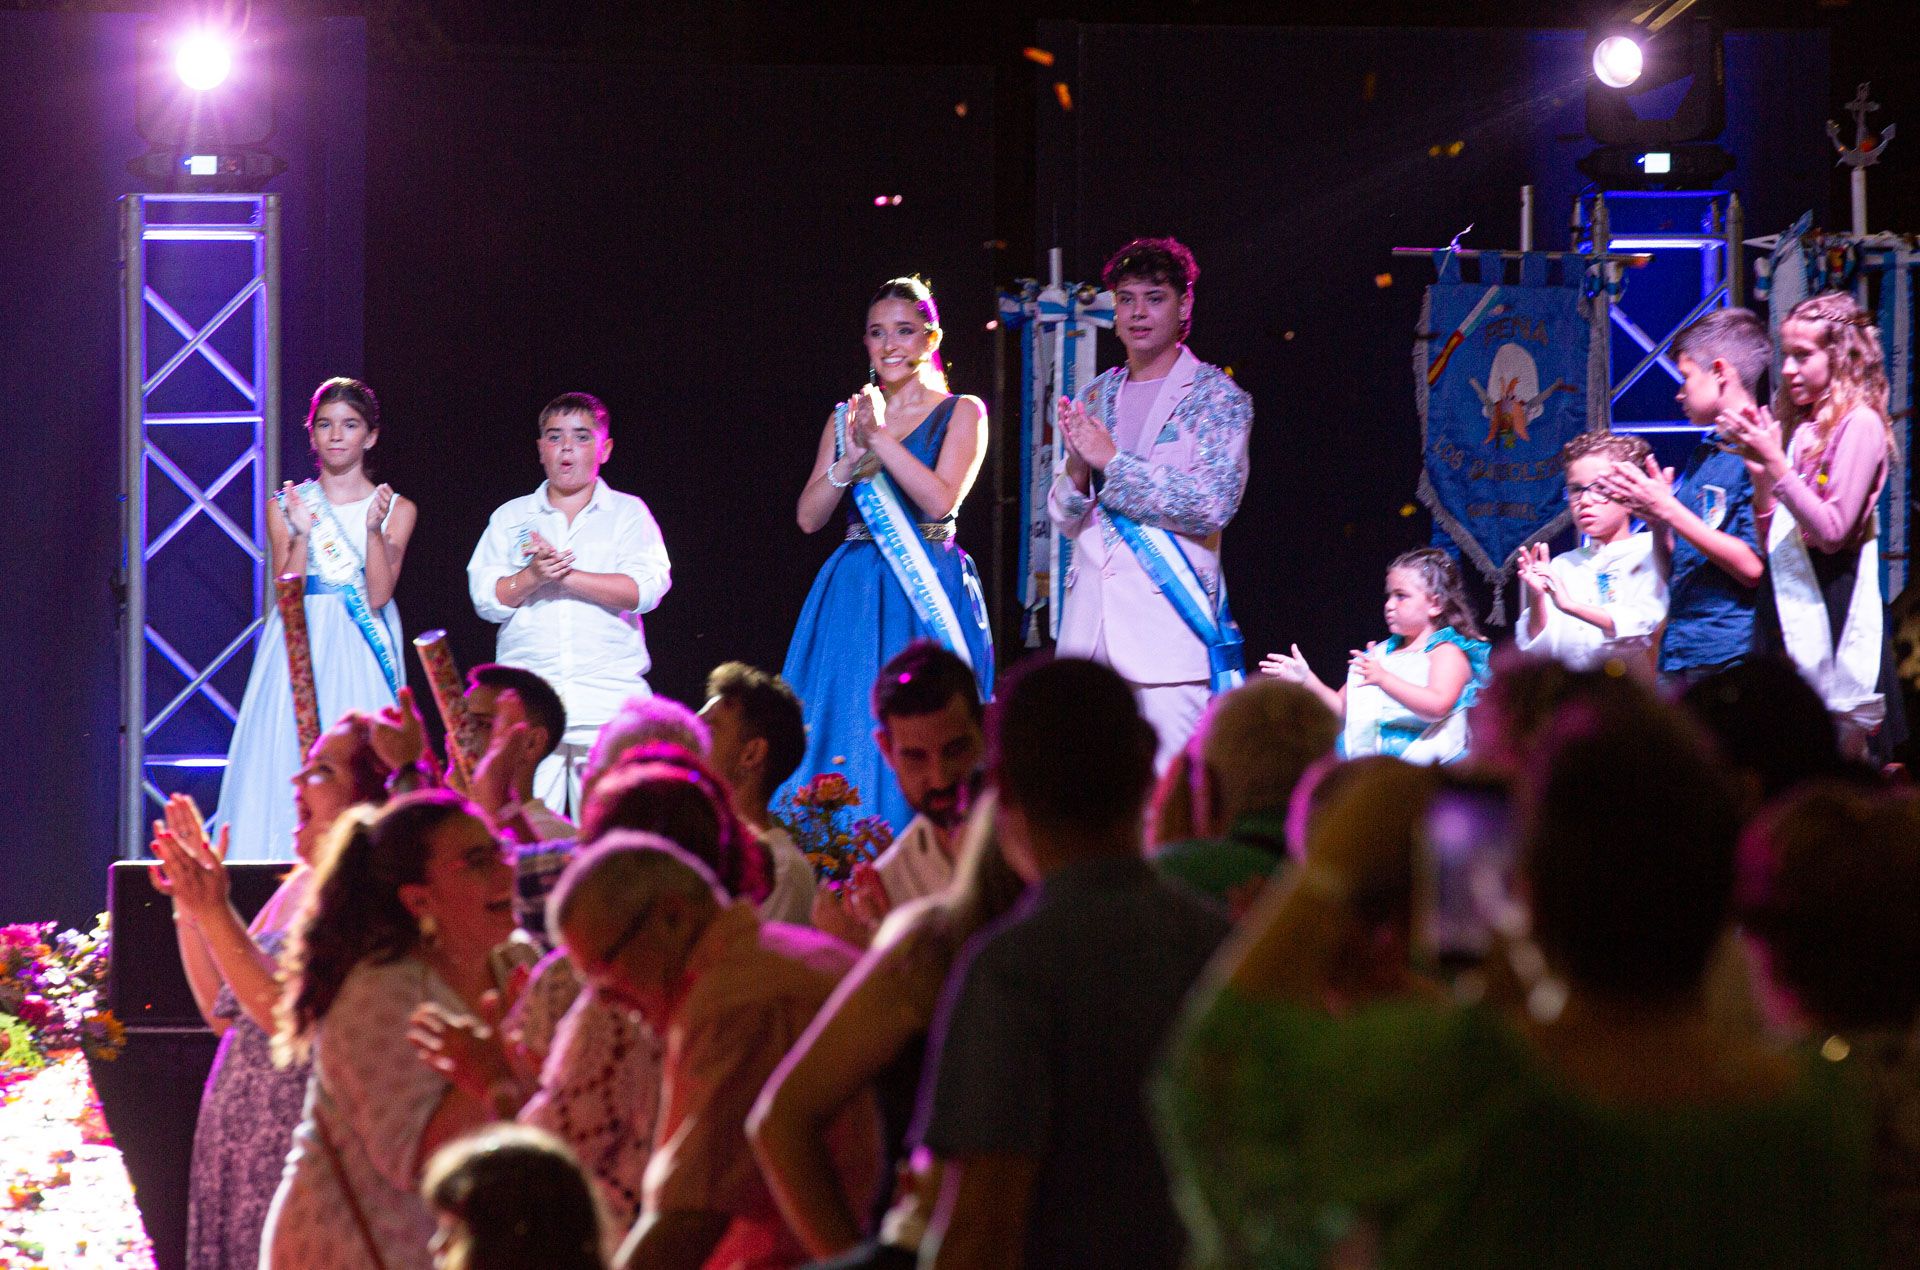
[468,392,671,813]
[1516,431,1668,677]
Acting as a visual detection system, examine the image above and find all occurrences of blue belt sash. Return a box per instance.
[1105,511,1245,695]
[835,403,975,670]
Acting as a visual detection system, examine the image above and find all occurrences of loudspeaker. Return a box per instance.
[107,862,290,1029]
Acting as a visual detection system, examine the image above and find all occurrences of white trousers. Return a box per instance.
[533,735,594,819]
[1133,680,1210,774]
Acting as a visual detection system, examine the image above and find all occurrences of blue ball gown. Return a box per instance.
[778,396,994,834]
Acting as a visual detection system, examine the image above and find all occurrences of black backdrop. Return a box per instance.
[363,60,999,717]
[1037,24,1829,674]
[0,13,365,926]
[0,18,1851,926]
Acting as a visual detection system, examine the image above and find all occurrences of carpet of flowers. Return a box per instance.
[1,917,150,1269]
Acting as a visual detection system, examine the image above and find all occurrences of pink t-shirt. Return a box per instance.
[1116,377,1166,455]
[1772,407,1890,552]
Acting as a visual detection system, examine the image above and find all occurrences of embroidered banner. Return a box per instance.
[1415,252,1599,621]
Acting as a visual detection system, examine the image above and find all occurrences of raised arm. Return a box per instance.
[798,404,867,534]
[360,488,416,610]
[750,914,949,1257]
[151,796,284,1032]
[866,396,988,522]
[1768,410,1890,553]
[1598,457,1763,587]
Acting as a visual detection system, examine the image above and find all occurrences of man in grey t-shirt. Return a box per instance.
[912,657,1229,1269]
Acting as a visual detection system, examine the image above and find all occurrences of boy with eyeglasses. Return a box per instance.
[1516,430,1668,676]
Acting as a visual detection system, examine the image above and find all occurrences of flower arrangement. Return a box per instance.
[774,772,894,887]
[0,916,125,1090]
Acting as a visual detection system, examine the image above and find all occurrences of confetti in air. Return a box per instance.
[872,195,903,206]
[955,101,968,117]
[1054,81,1073,111]
[1283,330,1296,341]
[1023,47,1056,66]
[1399,503,1417,517]
[1362,71,1378,102]
[1374,272,1394,288]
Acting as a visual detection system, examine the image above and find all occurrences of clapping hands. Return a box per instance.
[1716,402,1786,481]
[368,687,428,772]
[408,980,533,1111]
[1058,396,1118,473]
[366,483,396,530]
[278,482,316,539]
[472,721,543,823]
[1516,542,1558,604]
[849,384,890,452]
[1347,643,1392,687]
[1595,455,1678,521]
[148,793,232,922]
[525,531,574,587]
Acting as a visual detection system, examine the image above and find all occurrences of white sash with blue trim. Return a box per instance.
[1767,501,1884,738]
[835,404,974,669]
[284,480,402,697]
[1104,510,1244,694]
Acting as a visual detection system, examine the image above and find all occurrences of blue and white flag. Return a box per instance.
[1416,252,1598,621]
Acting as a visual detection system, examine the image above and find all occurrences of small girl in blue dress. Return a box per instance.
[1260,547,1490,764]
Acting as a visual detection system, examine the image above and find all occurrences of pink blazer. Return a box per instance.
[1047,347,1253,684]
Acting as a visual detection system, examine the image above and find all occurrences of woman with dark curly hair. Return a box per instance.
[260,790,518,1270]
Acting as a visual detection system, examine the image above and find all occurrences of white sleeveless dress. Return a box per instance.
[212,491,403,861]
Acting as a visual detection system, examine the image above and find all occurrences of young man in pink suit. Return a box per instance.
[1051,238,1253,769]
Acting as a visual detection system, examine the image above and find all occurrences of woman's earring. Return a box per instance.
[868,366,880,386]
[418,912,438,945]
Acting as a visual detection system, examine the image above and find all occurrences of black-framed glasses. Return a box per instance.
[1566,483,1616,505]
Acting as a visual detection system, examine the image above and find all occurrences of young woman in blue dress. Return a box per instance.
[780,278,994,833]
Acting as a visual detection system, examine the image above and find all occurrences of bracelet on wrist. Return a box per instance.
[826,459,856,489]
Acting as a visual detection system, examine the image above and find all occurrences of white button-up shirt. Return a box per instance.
[467,480,671,732]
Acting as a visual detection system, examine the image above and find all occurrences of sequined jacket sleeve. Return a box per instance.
[1098,368,1253,540]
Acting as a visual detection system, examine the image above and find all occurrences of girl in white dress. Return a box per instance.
[1260,548,1492,764]
[215,378,417,860]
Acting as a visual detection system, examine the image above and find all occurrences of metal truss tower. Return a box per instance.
[119,194,281,860]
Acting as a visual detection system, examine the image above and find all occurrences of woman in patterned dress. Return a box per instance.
[259,791,518,1270]
[151,716,392,1270]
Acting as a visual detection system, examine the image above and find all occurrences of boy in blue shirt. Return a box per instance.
[1598,308,1770,687]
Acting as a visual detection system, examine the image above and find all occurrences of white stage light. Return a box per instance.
[175,34,233,91]
[1592,36,1644,89]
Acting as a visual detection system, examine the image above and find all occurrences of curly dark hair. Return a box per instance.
[1101,236,1198,297]
[274,790,476,1065]
[581,742,771,904]
[1559,429,1651,470]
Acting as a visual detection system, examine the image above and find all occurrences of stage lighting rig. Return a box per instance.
[130,24,284,192]
[1580,1,1731,189]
